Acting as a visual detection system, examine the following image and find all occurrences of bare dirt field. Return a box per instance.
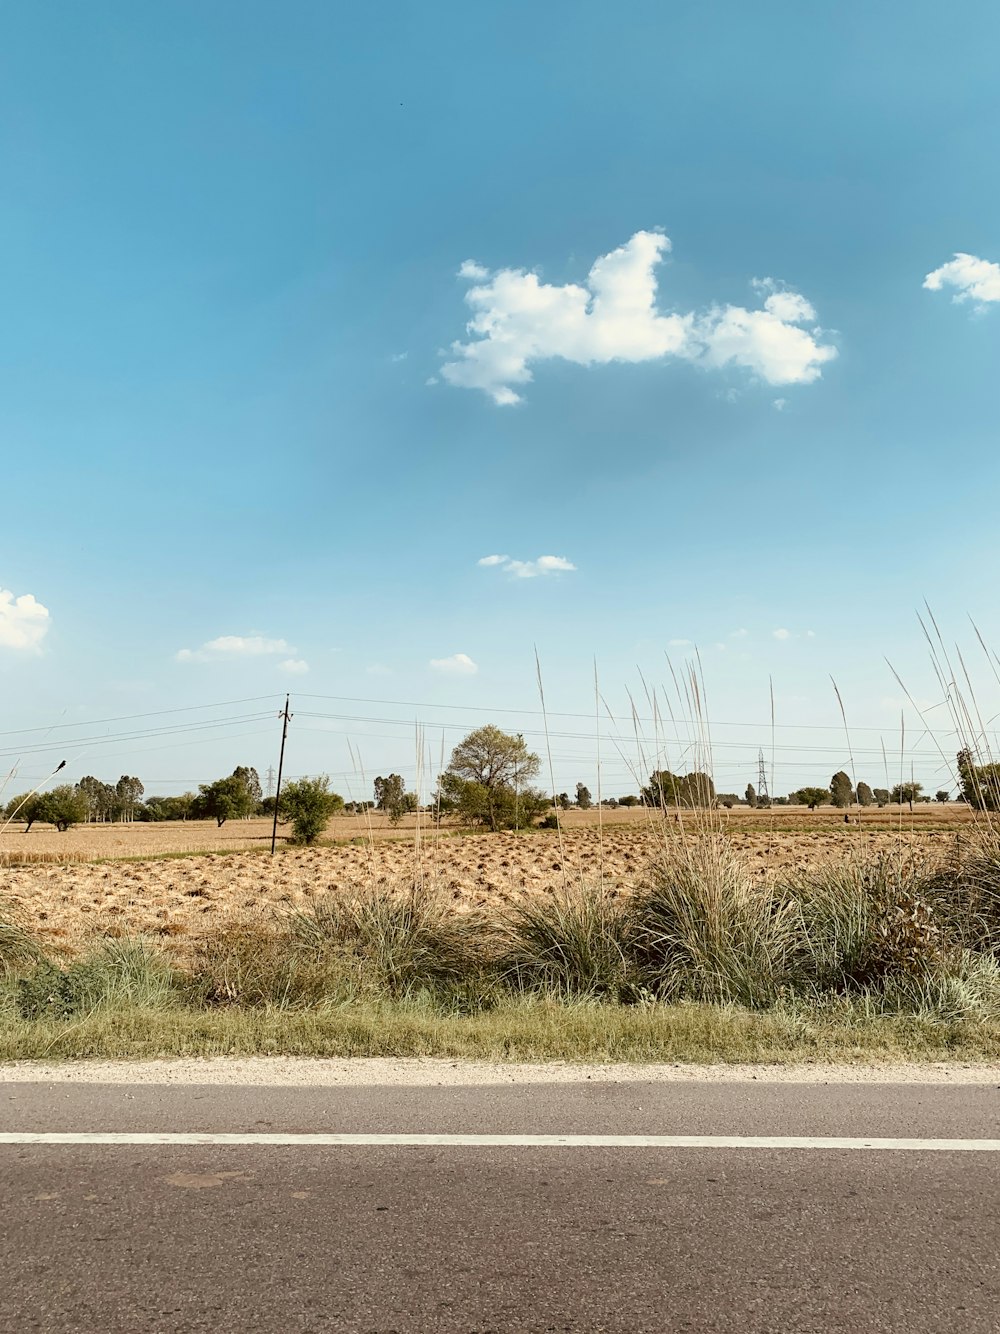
[0,805,977,959]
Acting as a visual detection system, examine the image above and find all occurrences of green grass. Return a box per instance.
[2,996,999,1064]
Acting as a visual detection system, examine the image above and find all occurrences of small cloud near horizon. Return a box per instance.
[176,634,295,664]
[278,658,309,675]
[478,554,576,579]
[430,653,478,675]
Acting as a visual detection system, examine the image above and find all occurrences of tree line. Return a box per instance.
[5,731,988,840]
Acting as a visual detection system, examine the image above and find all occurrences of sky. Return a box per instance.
[2,0,1000,804]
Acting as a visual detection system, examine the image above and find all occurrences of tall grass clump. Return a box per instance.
[629,840,798,1006]
[0,896,43,970]
[291,879,495,1001]
[189,920,349,1009]
[499,885,634,999]
[16,938,181,1019]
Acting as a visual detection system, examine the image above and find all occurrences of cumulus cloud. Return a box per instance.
[924,253,1000,306]
[0,588,50,652]
[176,635,294,663]
[278,658,309,675]
[430,653,478,675]
[440,232,836,404]
[478,554,576,579]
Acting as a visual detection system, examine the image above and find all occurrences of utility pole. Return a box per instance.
[270,696,292,855]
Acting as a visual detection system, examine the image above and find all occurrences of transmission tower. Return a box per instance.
[756,749,770,806]
[265,766,276,800]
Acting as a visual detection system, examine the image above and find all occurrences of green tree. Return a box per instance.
[231,767,263,814]
[856,781,874,807]
[575,783,592,810]
[77,776,116,822]
[115,775,145,823]
[280,775,344,844]
[555,792,572,810]
[935,789,950,803]
[438,726,543,832]
[643,770,716,809]
[791,786,830,810]
[745,783,758,809]
[890,781,922,810]
[195,772,257,826]
[957,749,1000,811]
[830,771,853,809]
[374,773,414,826]
[617,794,641,807]
[873,787,890,808]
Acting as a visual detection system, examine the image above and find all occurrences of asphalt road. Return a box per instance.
[1,1079,999,1332]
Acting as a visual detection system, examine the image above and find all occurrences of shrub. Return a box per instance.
[280,776,345,845]
[17,939,179,1019]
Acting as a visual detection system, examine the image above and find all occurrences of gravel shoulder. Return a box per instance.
[1,1056,998,1085]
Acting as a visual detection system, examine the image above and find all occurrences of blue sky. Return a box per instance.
[2,0,1000,802]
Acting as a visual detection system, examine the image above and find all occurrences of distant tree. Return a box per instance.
[575,783,592,810]
[716,793,740,808]
[791,787,830,811]
[642,770,716,809]
[957,749,1000,811]
[6,788,86,832]
[280,776,345,845]
[115,775,144,823]
[77,776,116,823]
[745,783,758,809]
[143,793,195,821]
[374,773,416,826]
[555,792,572,810]
[856,782,874,807]
[194,773,257,827]
[873,787,890,808]
[890,781,922,810]
[935,789,950,803]
[617,794,641,807]
[437,725,544,832]
[231,767,263,815]
[830,771,853,809]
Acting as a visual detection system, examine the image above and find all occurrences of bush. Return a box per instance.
[280,776,345,845]
[16,939,180,1019]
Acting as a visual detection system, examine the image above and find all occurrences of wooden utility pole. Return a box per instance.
[270,696,292,855]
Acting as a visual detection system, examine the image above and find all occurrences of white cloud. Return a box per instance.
[478,553,576,579]
[176,634,294,663]
[0,588,50,652]
[668,638,692,648]
[278,658,309,675]
[430,653,478,675]
[440,232,836,404]
[390,351,409,363]
[924,253,1000,306]
[730,628,749,639]
[772,628,816,642]
[773,398,787,411]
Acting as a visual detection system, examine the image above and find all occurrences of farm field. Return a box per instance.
[0,804,977,958]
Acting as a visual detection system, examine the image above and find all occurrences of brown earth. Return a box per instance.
[0,805,976,960]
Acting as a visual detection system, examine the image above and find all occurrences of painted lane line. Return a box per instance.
[2,1133,1000,1150]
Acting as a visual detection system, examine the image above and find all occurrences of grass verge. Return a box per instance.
[2,997,999,1064]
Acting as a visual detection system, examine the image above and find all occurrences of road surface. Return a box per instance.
[1,1074,998,1331]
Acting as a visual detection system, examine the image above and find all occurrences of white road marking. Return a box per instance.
[1,1132,999,1150]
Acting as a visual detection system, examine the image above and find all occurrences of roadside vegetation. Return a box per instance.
[4,834,1000,1063]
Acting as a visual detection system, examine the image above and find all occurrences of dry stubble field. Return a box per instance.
[0,805,976,962]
